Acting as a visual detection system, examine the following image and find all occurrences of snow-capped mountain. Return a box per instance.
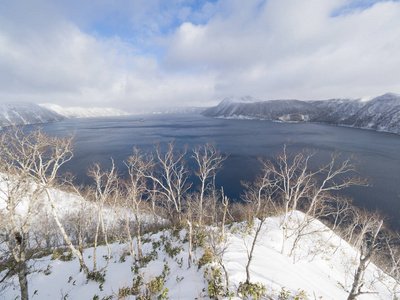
[313,93,400,132]
[220,95,262,104]
[203,93,400,134]
[40,103,131,118]
[0,102,65,127]
[0,102,132,128]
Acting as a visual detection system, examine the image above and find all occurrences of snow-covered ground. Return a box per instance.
[1,197,398,300]
[40,103,131,118]
[225,215,397,299]
[0,174,397,299]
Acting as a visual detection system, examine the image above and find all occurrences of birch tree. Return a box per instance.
[146,141,191,223]
[241,173,274,284]
[0,163,43,300]
[123,147,153,264]
[258,145,367,255]
[192,143,227,224]
[86,160,119,274]
[0,126,74,298]
[347,209,384,300]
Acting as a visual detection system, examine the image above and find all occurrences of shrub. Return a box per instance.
[164,241,182,259]
[204,266,228,299]
[60,252,75,262]
[198,249,214,269]
[237,281,267,300]
[87,271,106,284]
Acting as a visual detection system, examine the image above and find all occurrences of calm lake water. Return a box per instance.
[28,113,400,227]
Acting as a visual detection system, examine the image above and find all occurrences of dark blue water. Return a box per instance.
[29,114,400,227]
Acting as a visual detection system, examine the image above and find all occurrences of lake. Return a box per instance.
[28,113,400,227]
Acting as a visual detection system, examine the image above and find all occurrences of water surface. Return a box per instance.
[30,114,400,227]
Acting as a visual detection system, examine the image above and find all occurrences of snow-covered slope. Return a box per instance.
[203,93,400,134]
[1,186,397,300]
[40,103,131,118]
[226,213,397,299]
[0,102,65,127]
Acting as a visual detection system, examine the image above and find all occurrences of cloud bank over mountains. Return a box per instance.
[1,0,400,110]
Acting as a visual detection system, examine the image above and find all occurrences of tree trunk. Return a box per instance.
[126,216,136,262]
[136,222,143,265]
[45,188,89,275]
[347,252,371,300]
[221,195,229,239]
[187,221,192,268]
[198,181,205,225]
[280,202,290,255]
[220,261,230,294]
[246,219,264,284]
[17,260,29,300]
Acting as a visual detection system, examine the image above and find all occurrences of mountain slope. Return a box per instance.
[40,103,131,118]
[0,102,65,127]
[203,93,400,134]
[203,96,319,120]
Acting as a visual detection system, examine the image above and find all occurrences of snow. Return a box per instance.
[361,96,374,102]
[221,96,262,104]
[225,214,397,299]
[1,183,398,299]
[40,103,131,119]
[0,102,65,127]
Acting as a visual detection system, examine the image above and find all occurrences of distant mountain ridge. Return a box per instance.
[203,93,400,134]
[40,103,130,119]
[0,102,131,128]
[0,102,65,128]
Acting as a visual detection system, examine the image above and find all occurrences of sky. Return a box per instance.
[0,0,399,111]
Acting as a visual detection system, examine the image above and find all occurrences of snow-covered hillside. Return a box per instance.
[40,103,131,118]
[0,102,65,128]
[203,93,400,134]
[0,102,131,128]
[1,179,398,300]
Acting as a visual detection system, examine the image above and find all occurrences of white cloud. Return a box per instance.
[0,0,400,110]
[164,0,400,100]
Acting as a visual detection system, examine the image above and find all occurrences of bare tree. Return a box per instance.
[241,173,274,284]
[205,225,231,295]
[258,145,367,255]
[202,174,221,225]
[382,232,400,298]
[0,126,74,298]
[0,168,43,300]
[184,193,195,268]
[145,141,192,223]
[220,190,230,239]
[192,143,227,224]
[86,160,119,274]
[64,181,96,255]
[347,209,385,300]
[0,127,103,279]
[123,147,153,264]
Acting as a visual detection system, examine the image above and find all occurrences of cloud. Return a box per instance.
[165,0,400,100]
[0,0,400,110]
